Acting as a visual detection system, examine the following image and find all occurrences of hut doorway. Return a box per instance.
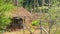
[7,17,24,30]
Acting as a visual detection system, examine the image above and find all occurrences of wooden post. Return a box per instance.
[40,20,42,34]
[42,0,45,6]
[14,0,18,6]
[48,0,51,34]
[33,0,36,13]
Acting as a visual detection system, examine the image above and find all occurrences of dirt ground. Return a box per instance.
[3,29,40,34]
[3,27,57,34]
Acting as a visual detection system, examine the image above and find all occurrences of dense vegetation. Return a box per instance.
[0,0,14,32]
[0,0,60,34]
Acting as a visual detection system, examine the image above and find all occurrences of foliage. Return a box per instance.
[0,15,11,29]
[32,20,40,26]
[0,4,14,12]
[39,6,49,9]
[0,0,14,31]
[48,0,60,20]
[48,6,60,19]
[0,0,60,34]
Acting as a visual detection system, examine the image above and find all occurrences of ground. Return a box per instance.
[3,29,40,34]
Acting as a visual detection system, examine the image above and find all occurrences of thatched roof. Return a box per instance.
[10,7,33,18]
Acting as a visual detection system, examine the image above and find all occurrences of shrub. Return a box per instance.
[0,4,14,30]
[32,20,40,26]
[0,15,12,29]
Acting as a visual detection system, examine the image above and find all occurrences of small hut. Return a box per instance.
[7,7,33,30]
[10,7,33,22]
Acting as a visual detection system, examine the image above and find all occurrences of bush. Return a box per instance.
[0,4,14,30]
[32,20,40,26]
[32,20,48,26]
[0,15,12,29]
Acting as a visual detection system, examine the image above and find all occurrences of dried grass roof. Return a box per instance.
[9,7,33,18]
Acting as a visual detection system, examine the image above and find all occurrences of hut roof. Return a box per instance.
[10,7,32,17]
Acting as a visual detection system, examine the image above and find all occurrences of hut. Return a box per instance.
[10,7,33,23]
[7,7,33,30]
